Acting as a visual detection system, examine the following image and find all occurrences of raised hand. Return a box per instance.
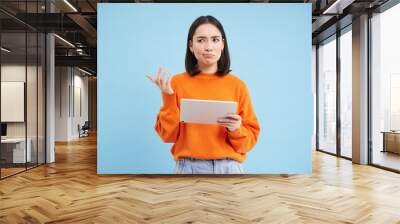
[146,67,174,95]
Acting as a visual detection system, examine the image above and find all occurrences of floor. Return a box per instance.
[1,163,42,178]
[372,150,400,171]
[0,134,400,223]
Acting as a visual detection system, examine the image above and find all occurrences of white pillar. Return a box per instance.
[352,14,369,164]
[46,1,55,163]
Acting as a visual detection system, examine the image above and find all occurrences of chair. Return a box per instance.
[78,121,90,138]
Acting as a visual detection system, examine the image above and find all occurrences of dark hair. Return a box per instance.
[185,15,231,77]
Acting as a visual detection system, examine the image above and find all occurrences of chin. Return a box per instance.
[201,60,217,65]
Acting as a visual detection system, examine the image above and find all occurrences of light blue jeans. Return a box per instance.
[174,157,244,174]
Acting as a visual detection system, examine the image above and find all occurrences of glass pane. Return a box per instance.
[38,32,45,165]
[371,4,400,171]
[340,29,352,158]
[1,31,27,178]
[27,31,38,169]
[0,1,46,178]
[318,37,337,154]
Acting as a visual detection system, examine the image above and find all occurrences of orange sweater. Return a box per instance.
[155,71,260,163]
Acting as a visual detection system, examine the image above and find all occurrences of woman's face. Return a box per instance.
[189,23,224,68]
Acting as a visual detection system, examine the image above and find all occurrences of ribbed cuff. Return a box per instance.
[162,92,176,107]
[228,126,243,138]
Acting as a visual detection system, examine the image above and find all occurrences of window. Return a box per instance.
[371,3,400,171]
[318,36,337,154]
[339,28,352,158]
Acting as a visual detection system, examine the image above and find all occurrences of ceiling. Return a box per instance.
[0,0,392,75]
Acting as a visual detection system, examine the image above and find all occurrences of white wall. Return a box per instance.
[55,67,89,141]
[71,72,89,138]
[1,65,26,132]
[312,45,316,150]
[1,65,42,137]
[55,66,69,141]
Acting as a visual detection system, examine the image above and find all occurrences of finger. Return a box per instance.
[148,76,158,86]
[225,116,239,121]
[217,118,226,123]
[219,123,235,129]
[219,116,238,121]
[157,75,163,87]
[146,75,155,83]
[167,75,173,90]
[218,117,234,122]
[217,119,236,124]
[156,67,162,77]
[156,68,162,86]
[161,67,168,84]
[156,78,161,88]
[218,123,237,127]
[165,75,172,92]
[226,114,240,119]
[160,67,167,78]
[161,73,167,91]
[218,122,230,126]
[230,115,241,122]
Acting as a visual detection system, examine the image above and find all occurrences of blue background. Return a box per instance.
[98,3,312,174]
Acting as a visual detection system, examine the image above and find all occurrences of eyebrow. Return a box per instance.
[194,36,222,39]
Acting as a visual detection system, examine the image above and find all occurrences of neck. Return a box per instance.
[198,63,218,74]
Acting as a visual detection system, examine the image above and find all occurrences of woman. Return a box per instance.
[147,15,260,174]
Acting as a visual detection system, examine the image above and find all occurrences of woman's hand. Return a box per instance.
[217,113,242,132]
[146,67,174,94]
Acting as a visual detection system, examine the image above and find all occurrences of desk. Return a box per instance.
[381,131,400,154]
[1,138,32,163]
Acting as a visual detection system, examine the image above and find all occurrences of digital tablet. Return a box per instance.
[180,98,238,124]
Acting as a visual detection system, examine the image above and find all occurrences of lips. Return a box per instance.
[203,54,214,58]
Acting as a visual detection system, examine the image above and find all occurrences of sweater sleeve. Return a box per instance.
[154,83,180,143]
[227,82,260,154]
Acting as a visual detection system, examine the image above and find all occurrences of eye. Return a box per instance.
[197,39,205,43]
[212,38,220,43]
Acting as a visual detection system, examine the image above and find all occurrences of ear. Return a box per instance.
[189,40,193,53]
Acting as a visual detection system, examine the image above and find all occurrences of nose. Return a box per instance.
[205,47,213,52]
[204,41,213,52]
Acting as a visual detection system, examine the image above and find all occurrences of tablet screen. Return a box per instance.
[180,98,238,124]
